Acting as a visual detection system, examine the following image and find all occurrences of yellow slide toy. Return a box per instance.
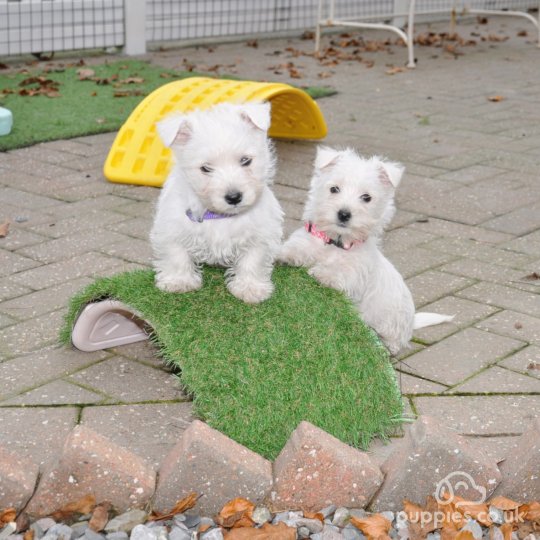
[104,77,328,187]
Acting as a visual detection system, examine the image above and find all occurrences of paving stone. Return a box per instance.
[456,282,540,318]
[29,210,130,240]
[0,277,33,303]
[0,445,39,510]
[106,217,153,241]
[109,340,169,370]
[270,421,383,512]
[154,419,272,516]
[401,327,524,386]
[414,395,540,435]
[494,419,540,501]
[475,310,540,344]
[10,252,123,290]
[435,164,507,185]
[464,436,520,465]
[406,270,473,308]
[0,226,49,251]
[0,312,15,329]
[0,309,66,357]
[370,416,501,511]
[502,229,540,257]
[449,366,540,394]
[80,403,193,469]
[394,372,448,394]
[383,227,437,254]
[0,277,92,320]
[0,248,41,277]
[15,230,128,264]
[439,259,527,287]
[482,202,540,235]
[0,407,78,469]
[69,357,185,403]
[498,345,540,379]
[388,247,457,280]
[421,237,534,268]
[412,296,499,345]
[0,346,109,401]
[0,380,105,406]
[26,425,156,517]
[0,186,64,209]
[99,238,153,266]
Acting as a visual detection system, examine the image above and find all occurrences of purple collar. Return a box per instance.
[186,209,235,223]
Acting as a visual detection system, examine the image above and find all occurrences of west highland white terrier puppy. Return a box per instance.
[150,101,283,304]
[278,146,452,354]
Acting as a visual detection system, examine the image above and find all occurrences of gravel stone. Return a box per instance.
[83,530,105,540]
[298,526,310,539]
[182,515,200,530]
[320,506,338,519]
[71,523,88,540]
[129,525,156,540]
[168,529,191,540]
[342,525,365,540]
[0,524,17,540]
[381,512,395,524]
[105,511,148,534]
[251,507,271,525]
[200,530,223,540]
[463,520,483,540]
[49,525,72,540]
[36,520,57,533]
[294,518,324,534]
[105,534,128,540]
[332,508,351,528]
[488,507,504,525]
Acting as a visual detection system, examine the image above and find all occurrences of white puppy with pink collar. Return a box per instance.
[150,102,283,304]
[278,146,452,354]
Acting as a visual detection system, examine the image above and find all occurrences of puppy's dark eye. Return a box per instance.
[360,193,372,202]
[330,186,340,194]
[240,156,252,167]
[200,165,212,174]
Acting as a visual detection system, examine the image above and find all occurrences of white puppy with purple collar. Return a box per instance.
[150,101,283,304]
[278,146,452,354]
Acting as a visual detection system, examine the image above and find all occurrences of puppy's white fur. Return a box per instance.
[150,102,283,304]
[279,147,452,354]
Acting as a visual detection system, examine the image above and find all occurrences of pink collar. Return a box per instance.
[305,222,362,250]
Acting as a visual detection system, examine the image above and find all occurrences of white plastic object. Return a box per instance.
[0,107,13,136]
[71,300,149,352]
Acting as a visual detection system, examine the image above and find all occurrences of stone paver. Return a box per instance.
[0,15,539,479]
[0,446,39,510]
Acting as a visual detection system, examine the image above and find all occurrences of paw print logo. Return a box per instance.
[435,471,487,506]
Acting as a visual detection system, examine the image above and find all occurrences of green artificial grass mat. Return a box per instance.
[61,266,403,460]
[0,59,336,151]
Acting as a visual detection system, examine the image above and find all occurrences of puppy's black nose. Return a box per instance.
[337,208,352,223]
[225,191,243,205]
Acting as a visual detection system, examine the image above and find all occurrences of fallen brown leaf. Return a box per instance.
[50,494,96,521]
[0,221,10,238]
[522,272,540,281]
[522,501,540,521]
[246,40,258,48]
[0,508,16,527]
[350,513,392,540]
[403,497,440,538]
[113,89,145,97]
[303,511,324,523]
[517,30,528,37]
[216,498,255,529]
[489,496,521,511]
[500,523,513,540]
[448,495,491,527]
[23,529,34,540]
[488,95,505,102]
[224,522,295,539]
[149,492,198,521]
[118,77,144,84]
[454,531,475,540]
[386,66,406,75]
[527,362,540,372]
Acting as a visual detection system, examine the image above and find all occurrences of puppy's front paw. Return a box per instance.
[155,271,202,293]
[228,277,274,304]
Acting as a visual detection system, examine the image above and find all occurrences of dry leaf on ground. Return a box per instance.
[148,492,198,521]
[489,496,521,511]
[522,501,540,522]
[0,508,16,527]
[386,66,406,75]
[50,494,96,521]
[488,95,505,102]
[224,522,296,539]
[350,513,392,540]
[77,68,95,80]
[216,498,255,529]
[499,523,513,540]
[0,221,9,238]
[23,529,34,540]
[450,496,491,527]
[403,497,440,538]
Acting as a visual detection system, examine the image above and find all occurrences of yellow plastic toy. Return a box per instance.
[104,77,328,187]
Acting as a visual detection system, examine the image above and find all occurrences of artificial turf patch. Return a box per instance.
[0,59,336,151]
[61,266,403,460]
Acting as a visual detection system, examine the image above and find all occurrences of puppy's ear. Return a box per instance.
[376,159,405,188]
[240,101,272,132]
[156,113,192,147]
[315,146,340,170]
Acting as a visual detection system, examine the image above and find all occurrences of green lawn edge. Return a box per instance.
[61,266,403,459]
[0,59,336,151]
